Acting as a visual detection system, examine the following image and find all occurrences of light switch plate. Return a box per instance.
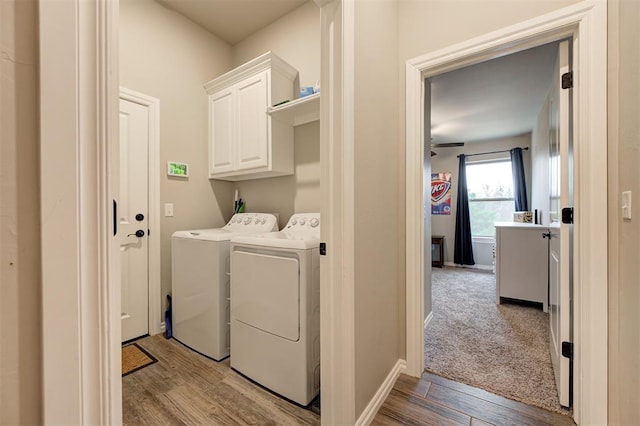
[165,203,174,217]
[622,191,632,220]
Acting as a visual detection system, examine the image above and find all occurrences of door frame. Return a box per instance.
[40,0,121,423]
[119,87,162,337]
[404,2,607,425]
[317,0,357,424]
[40,0,348,423]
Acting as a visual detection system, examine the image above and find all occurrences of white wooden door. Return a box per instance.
[119,97,150,342]
[548,40,572,408]
[236,71,269,171]
[209,87,235,175]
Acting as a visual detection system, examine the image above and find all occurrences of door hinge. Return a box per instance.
[562,341,574,360]
[319,242,327,256]
[562,72,573,89]
[562,207,574,224]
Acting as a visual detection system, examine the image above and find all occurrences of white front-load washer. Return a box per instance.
[171,213,278,361]
[229,213,320,406]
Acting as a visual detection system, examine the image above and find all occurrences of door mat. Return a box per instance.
[122,343,157,377]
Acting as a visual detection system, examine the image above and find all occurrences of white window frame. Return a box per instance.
[466,158,515,237]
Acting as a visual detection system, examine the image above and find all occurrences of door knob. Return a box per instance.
[128,229,145,238]
[135,213,144,221]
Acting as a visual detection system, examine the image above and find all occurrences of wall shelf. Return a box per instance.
[268,92,320,126]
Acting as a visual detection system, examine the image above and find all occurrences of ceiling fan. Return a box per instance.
[430,142,465,156]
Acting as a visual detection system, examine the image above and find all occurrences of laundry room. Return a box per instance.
[118,0,322,422]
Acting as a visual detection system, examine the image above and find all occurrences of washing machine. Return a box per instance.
[229,213,320,406]
[171,213,278,361]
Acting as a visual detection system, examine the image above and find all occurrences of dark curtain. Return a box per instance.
[510,148,529,211]
[454,155,475,265]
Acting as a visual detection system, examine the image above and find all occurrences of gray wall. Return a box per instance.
[0,0,42,423]
[608,0,640,423]
[119,0,235,319]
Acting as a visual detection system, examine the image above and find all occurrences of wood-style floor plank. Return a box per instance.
[123,335,319,426]
[374,389,471,426]
[374,373,575,426]
[426,383,558,426]
[394,374,431,398]
[422,372,574,426]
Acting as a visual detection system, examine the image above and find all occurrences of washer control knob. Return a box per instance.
[299,219,306,226]
[244,217,252,225]
[310,218,319,228]
[261,218,266,224]
[254,218,260,224]
[291,219,298,226]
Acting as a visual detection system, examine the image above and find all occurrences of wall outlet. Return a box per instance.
[164,203,174,217]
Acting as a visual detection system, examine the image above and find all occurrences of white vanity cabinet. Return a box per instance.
[204,52,298,181]
[495,222,549,312]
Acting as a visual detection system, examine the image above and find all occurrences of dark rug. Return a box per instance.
[122,343,157,376]
[425,267,571,415]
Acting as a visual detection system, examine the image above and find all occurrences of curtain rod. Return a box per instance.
[457,146,529,158]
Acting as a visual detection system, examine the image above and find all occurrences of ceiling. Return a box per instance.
[430,42,559,145]
[156,0,308,45]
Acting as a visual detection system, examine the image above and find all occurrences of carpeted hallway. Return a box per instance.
[425,267,570,415]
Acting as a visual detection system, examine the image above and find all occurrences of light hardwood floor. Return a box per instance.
[124,335,575,425]
[373,372,576,426]
[123,335,320,425]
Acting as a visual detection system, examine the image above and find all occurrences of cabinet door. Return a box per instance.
[235,71,269,171]
[209,88,235,175]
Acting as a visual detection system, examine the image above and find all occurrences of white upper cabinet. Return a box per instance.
[205,52,297,181]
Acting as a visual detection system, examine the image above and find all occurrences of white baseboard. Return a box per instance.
[424,311,433,330]
[443,261,494,272]
[355,359,406,426]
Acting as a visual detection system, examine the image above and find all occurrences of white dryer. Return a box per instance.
[171,213,278,361]
[230,213,320,406]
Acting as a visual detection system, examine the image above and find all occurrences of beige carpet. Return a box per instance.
[425,267,571,415]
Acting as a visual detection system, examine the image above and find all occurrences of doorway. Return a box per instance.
[425,41,569,412]
[404,4,608,424]
[118,88,162,342]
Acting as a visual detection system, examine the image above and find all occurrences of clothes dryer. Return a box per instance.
[230,213,320,406]
[171,213,278,360]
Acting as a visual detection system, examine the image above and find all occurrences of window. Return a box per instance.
[466,160,514,236]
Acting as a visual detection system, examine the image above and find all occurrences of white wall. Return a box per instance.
[431,134,532,265]
[353,0,400,418]
[119,0,234,318]
[608,0,640,423]
[531,90,551,225]
[230,0,321,227]
[0,0,42,423]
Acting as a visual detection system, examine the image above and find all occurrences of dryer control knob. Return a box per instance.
[299,219,306,226]
[244,217,252,225]
[310,218,319,228]
[261,218,266,224]
[291,219,298,226]
[254,218,260,224]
